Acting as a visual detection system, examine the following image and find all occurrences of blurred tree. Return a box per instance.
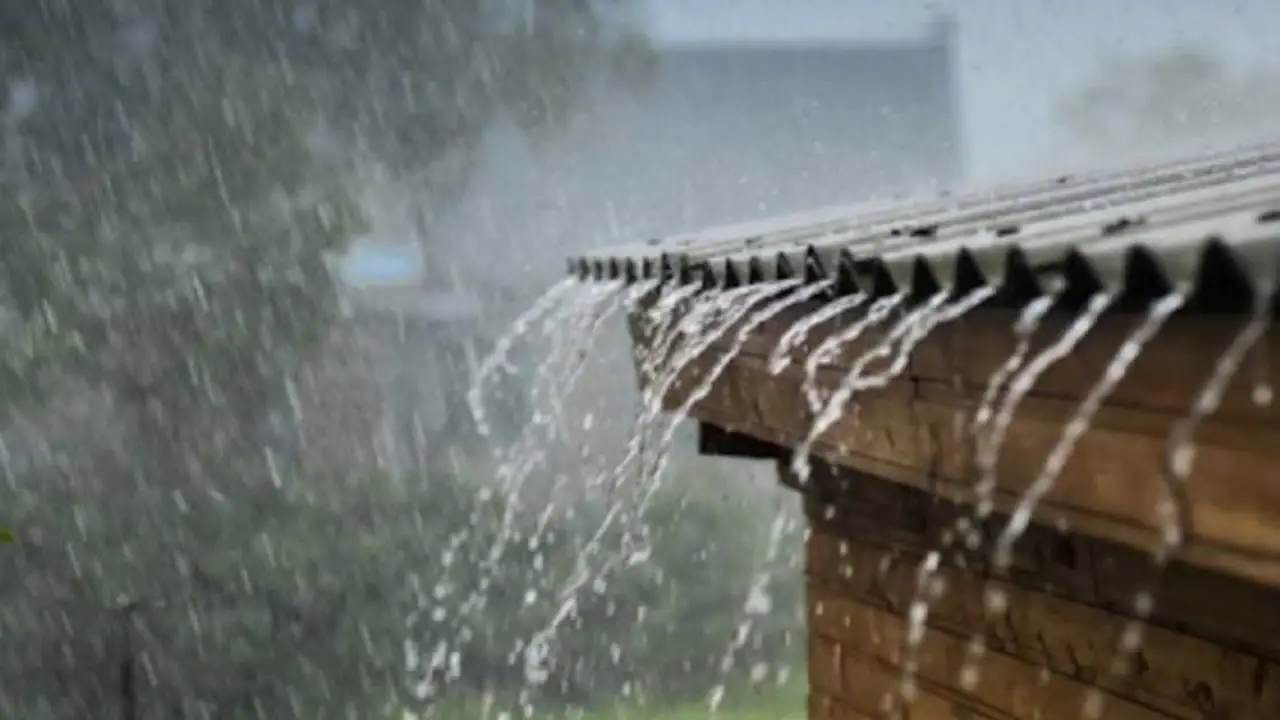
[0,1,652,717]
[1057,44,1280,162]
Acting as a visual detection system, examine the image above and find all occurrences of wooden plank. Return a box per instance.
[810,585,1187,720]
[740,302,1280,427]
[662,349,931,470]
[916,310,1280,426]
[803,463,1280,660]
[809,691,877,720]
[811,632,845,699]
[840,649,1001,720]
[807,531,1280,719]
[642,310,1280,587]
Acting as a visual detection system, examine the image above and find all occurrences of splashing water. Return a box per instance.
[482,282,626,557]
[533,280,823,703]
[972,292,1114,521]
[640,283,711,365]
[1086,281,1275,720]
[549,281,660,433]
[532,282,713,590]
[783,285,998,710]
[614,280,804,567]
[622,280,795,506]
[1161,285,1274,557]
[794,291,925,481]
[708,512,799,713]
[768,293,867,375]
[612,283,788,490]
[468,277,576,438]
[635,283,708,388]
[449,278,748,710]
[792,287,994,485]
[801,294,907,411]
[971,295,1057,439]
[482,280,650,551]
[657,280,830,453]
[955,292,1113,688]
[605,283,723,496]
[853,287,997,392]
[436,281,628,698]
[513,283,792,669]
[991,289,1187,571]
[891,550,944,713]
[610,281,832,609]
[645,283,791,416]
[934,295,1057,567]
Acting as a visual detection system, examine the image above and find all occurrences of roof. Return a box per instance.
[567,142,1280,311]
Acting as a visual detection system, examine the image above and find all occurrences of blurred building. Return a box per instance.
[301,18,967,479]
[444,16,965,282]
[292,242,496,477]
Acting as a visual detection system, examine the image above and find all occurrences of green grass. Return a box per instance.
[589,682,805,719]
[427,678,805,719]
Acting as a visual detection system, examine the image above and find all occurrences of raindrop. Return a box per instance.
[993,289,1186,571]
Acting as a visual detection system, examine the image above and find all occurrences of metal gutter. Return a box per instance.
[568,142,1280,308]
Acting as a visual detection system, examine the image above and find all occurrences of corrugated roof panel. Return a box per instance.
[568,142,1280,308]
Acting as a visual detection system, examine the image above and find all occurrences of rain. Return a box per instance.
[4,2,1280,720]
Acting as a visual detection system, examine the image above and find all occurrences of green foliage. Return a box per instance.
[0,2,662,717]
[0,460,803,718]
[0,527,13,543]
[541,482,803,705]
[1,66,363,446]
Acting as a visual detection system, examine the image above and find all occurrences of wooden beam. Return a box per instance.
[802,462,1280,718]
[696,423,783,459]
[627,299,1280,589]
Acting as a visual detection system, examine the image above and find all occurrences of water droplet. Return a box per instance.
[1082,688,1106,719]
[959,663,980,690]
[984,587,1008,614]
[1253,382,1273,407]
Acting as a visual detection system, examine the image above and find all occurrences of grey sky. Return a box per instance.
[646,0,1280,180]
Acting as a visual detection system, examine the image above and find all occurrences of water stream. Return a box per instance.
[768,293,867,375]
[992,288,1187,570]
[481,281,626,568]
[1162,285,1274,557]
[1079,279,1278,719]
[850,287,998,395]
[436,281,629,702]
[653,280,828,463]
[953,289,1188,710]
[801,294,907,412]
[508,282,794,680]
[615,283,784,490]
[464,252,1277,717]
[892,549,944,712]
[468,276,576,438]
[940,293,1116,692]
[972,292,1115,523]
[549,281,660,436]
[708,511,799,713]
[791,287,997,487]
[971,296,1058,441]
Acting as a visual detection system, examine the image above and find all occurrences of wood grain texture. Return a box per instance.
[802,463,1280,719]
[629,297,1280,587]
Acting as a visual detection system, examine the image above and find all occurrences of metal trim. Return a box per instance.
[568,143,1280,309]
